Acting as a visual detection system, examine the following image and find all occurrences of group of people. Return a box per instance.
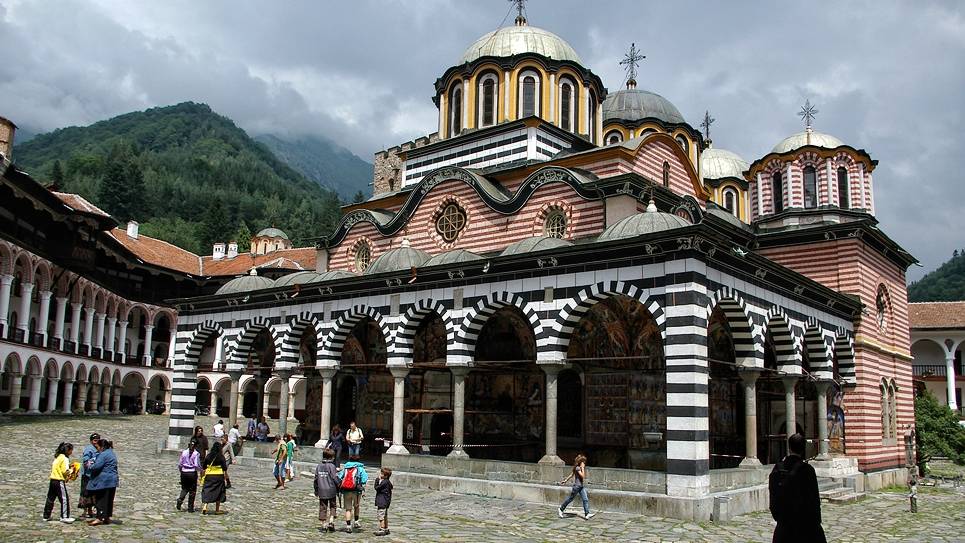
[43,432,118,526]
[178,423,238,514]
[313,449,393,536]
[272,433,299,489]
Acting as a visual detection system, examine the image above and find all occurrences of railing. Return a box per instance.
[913,364,964,378]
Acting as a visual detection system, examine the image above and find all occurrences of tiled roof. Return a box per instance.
[908,301,965,330]
[107,228,203,275]
[200,248,316,277]
[52,192,111,217]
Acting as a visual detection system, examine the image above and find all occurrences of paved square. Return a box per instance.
[0,415,962,542]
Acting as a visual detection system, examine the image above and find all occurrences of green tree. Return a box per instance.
[201,199,231,250]
[915,391,965,468]
[50,160,64,185]
[234,221,252,253]
[352,190,365,204]
[263,194,283,227]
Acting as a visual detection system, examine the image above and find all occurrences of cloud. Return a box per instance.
[1,0,961,280]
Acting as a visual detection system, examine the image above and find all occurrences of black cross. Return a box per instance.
[620,43,645,84]
[799,99,818,129]
[700,110,715,141]
[509,0,526,21]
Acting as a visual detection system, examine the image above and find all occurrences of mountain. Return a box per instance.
[256,133,372,200]
[13,102,341,255]
[908,249,965,302]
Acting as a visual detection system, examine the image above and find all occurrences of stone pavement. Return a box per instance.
[0,415,963,542]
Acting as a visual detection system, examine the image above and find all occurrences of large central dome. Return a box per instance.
[460,24,582,65]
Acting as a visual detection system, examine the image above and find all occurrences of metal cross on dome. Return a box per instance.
[509,0,526,21]
[799,99,819,130]
[700,110,715,140]
[620,42,645,85]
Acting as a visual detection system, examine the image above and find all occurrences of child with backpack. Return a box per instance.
[313,448,339,532]
[337,455,368,533]
[373,467,393,536]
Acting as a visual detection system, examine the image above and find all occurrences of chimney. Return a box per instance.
[227,241,238,259]
[126,220,139,239]
[212,242,226,260]
[0,116,16,161]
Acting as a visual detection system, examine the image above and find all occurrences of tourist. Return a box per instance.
[246,415,257,439]
[557,454,595,520]
[77,432,99,518]
[373,467,393,536]
[337,455,368,533]
[313,448,339,532]
[256,417,270,442]
[272,435,287,489]
[226,423,241,464]
[326,425,345,467]
[200,442,229,515]
[86,439,118,526]
[284,433,297,481]
[176,439,201,513]
[346,421,364,457]
[213,419,225,440]
[43,442,77,523]
[193,426,209,457]
[769,433,827,543]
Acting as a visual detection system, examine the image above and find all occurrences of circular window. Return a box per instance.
[354,242,371,273]
[544,209,567,239]
[436,203,467,242]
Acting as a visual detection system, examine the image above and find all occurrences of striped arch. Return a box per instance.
[766,307,802,374]
[834,331,856,385]
[318,305,390,367]
[452,292,544,365]
[169,319,223,441]
[705,287,763,368]
[549,281,665,358]
[226,316,283,370]
[390,299,453,366]
[179,320,224,368]
[279,311,323,369]
[803,318,834,380]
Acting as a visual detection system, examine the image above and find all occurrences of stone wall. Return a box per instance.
[372,132,439,197]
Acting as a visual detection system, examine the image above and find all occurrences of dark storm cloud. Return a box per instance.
[1,0,961,280]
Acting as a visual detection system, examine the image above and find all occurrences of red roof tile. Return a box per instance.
[107,228,203,275]
[52,191,111,217]
[201,248,316,277]
[908,302,965,330]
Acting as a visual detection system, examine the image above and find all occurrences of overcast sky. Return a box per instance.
[1,0,962,281]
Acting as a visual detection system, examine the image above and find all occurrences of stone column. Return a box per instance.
[139,386,148,415]
[0,274,13,338]
[315,368,337,447]
[93,312,106,352]
[88,383,100,413]
[208,387,218,416]
[105,317,117,357]
[100,383,111,414]
[53,296,68,349]
[448,366,470,459]
[815,381,831,460]
[538,364,565,465]
[277,370,292,436]
[36,290,52,343]
[27,374,43,414]
[164,387,173,413]
[83,308,95,353]
[167,329,177,368]
[16,282,34,334]
[261,381,270,421]
[142,324,155,366]
[945,353,958,411]
[287,390,297,420]
[213,336,224,371]
[69,303,82,350]
[228,371,242,428]
[117,321,128,360]
[739,369,762,467]
[74,381,87,413]
[7,373,22,412]
[782,376,798,437]
[45,377,59,413]
[111,385,121,414]
[387,366,410,455]
[62,379,74,414]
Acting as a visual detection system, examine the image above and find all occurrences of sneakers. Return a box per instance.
[326,522,335,532]
[43,517,52,522]
[558,507,565,518]
[584,512,596,520]
[375,528,389,536]
[353,521,362,530]
[341,525,353,533]
[60,517,75,524]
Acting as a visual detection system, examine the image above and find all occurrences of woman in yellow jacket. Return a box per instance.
[44,442,78,523]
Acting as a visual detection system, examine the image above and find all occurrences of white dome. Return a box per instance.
[702,147,749,180]
[771,130,844,154]
[460,24,582,65]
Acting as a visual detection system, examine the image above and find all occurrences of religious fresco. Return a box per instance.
[828,383,846,454]
[335,319,391,443]
[413,314,447,364]
[708,307,744,469]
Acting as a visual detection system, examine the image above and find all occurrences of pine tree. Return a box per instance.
[234,221,252,253]
[50,160,64,186]
[352,190,365,204]
[201,199,231,250]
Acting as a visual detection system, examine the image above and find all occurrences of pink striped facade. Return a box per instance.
[749,152,874,220]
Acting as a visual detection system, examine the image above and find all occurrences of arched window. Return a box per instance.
[722,187,738,216]
[449,84,463,136]
[604,130,623,145]
[588,90,597,143]
[803,166,817,209]
[477,74,498,128]
[559,78,575,132]
[543,207,567,239]
[772,171,784,213]
[675,135,689,155]
[518,71,540,118]
[354,242,371,273]
[662,161,670,188]
[639,128,656,138]
[880,383,889,440]
[837,167,849,209]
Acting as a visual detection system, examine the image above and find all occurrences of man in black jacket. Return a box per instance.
[769,433,827,543]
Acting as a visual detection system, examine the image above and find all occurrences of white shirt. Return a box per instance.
[227,427,240,444]
[213,423,225,438]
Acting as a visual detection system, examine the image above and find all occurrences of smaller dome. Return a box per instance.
[603,89,685,125]
[364,244,432,275]
[500,236,573,256]
[216,272,274,295]
[255,227,289,240]
[274,271,323,287]
[771,130,843,154]
[598,201,691,242]
[423,249,483,267]
[702,147,749,180]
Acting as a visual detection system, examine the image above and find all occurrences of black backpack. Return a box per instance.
[769,457,802,523]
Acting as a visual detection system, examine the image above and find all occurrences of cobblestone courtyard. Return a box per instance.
[0,415,962,542]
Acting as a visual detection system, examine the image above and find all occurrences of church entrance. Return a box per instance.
[332,317,389,461]
[708,306,746,469]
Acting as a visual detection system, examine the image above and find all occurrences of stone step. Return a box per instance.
[819,487,852,501]
[827,491,865,504]
[817,478,844,492]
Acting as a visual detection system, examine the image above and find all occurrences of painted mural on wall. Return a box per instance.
[336,319,391,440]
[708,307,744,468]
[828,383,846,454]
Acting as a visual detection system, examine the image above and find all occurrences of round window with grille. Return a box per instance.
[436,203,467,242]
[354,242,371,273]
[543,209,567,239]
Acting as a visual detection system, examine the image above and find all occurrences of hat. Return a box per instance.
[89,433,100,441]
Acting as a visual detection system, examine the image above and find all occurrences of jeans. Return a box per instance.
[348,443,361,457]
[560,486,589,515]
